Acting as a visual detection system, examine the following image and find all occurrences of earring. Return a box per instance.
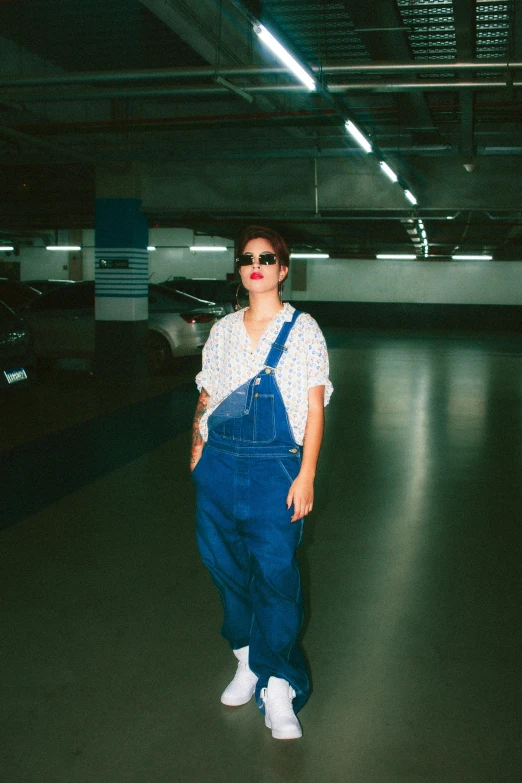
[278,280,284,302]
[235,281,247,311]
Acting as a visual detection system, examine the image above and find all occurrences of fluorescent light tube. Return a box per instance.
[345,120,372,154]
[46,245,82,251]
[189,246,228,252]
[290,253,330,259]
[254,24,316,91]
[452,254,493,260]
[379,161,398,182]
[376,254,417,260]
[0,245,14,251]
[404,189,417,205]
[147,246,156,251]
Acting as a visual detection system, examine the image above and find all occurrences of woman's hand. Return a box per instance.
[286,472,314,522]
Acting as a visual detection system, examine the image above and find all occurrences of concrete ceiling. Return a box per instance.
[1,0,522,260]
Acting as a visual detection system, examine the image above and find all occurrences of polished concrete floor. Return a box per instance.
[1,330,521,782]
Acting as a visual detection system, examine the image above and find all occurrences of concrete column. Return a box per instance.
[95,168,148,379]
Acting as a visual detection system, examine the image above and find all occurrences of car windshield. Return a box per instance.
[164,279,235,303]
[149,284,195,313]
[148,284,210,312]
[28,281,214,314]
[30,282,95,311]
[0,299,17,323]
[0,281,41,309]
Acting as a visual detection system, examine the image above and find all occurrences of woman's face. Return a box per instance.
[238,237,288,296]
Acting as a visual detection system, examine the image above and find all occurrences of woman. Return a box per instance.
[191,226,333,740]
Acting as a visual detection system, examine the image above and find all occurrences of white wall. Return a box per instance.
[19,228,235,284]
[17,230,522,305]
[147,229,234,282]
[18,230,73,281]
[292,258,522,305]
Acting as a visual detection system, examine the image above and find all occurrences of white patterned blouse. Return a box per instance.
[195,302,333,445]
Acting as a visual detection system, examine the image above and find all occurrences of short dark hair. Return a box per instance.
[236,225,290,268]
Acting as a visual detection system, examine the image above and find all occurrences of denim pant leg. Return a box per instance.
[194,447,253,650]
[241,456,310,714]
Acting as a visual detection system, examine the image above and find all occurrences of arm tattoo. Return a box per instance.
[192,389,210,450]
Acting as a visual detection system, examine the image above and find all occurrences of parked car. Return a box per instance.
[0,280,41,313]
[23,279,76,295]
[0,299,35,391]
[162,278,238,314]
[25,281,220,373]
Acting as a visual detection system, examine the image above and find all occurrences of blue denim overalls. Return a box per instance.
[193,309,310,713]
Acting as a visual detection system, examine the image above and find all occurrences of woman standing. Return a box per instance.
[191,226,333,740]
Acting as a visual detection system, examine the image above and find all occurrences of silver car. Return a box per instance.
[25,282,223,373]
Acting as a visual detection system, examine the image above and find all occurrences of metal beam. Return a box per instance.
[140,0,313,146]
[139,0,247,66]
[342,0,438,145]
[454,0,476,162]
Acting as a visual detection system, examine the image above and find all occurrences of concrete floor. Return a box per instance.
[1,329,521,782]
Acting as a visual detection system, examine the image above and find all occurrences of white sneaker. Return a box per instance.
[220,646,258,706]
[261,676,302,740]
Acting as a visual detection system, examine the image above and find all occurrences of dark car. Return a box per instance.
[162,278,238,314]
[25,281,222,373]
[0,281,41,313]
[23,279,76,295]
[0,300,35,391]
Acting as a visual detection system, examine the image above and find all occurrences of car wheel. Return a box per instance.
[148,330,172,373]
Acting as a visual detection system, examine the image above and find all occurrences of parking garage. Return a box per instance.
[1,1,521,781]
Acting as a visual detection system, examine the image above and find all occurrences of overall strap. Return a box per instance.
[264,309,303,371]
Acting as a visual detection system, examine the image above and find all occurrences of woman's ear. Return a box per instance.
[279,265,289,281]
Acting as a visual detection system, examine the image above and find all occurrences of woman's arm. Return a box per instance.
[286,385,325,522]
[191,388,210,471]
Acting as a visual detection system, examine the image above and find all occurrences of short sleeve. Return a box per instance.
[304,316,333,406]
[195,324,218,396]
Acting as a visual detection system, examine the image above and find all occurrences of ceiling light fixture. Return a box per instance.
[404,189,417,205]
[147,246,156,251]
[376,254,417,260]
[452,254,493,261]
[345,120,372,153]
[189,246,228,252]
[253,24,316,91]
[379,161,398,182]
[46,245,82,251]
[0,246,14,251]
[290,253,330,259]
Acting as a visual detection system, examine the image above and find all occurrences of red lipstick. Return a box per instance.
[250,272,263,279]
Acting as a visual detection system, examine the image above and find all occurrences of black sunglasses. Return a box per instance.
[235,252,278,267]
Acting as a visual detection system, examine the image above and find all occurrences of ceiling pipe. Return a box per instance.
[1,80,517,104]
[0,61,519,90]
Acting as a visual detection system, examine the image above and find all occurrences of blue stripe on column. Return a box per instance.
[95,199,149,303]
[95,246,149,298]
